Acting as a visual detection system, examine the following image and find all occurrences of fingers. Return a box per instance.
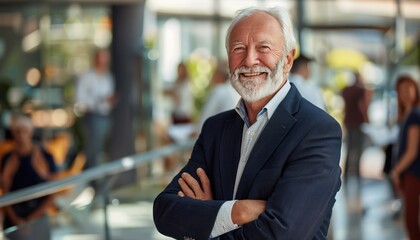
[181,172,202,192]
[177,169,213,200]
[197,168,210,191]
[178,177,195,198]
[197,168,213,199]
[178,172,203,199]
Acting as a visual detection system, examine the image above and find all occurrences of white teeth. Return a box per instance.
[242,72,261,77]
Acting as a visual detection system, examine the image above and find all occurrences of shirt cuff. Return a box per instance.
[210,200,239,238]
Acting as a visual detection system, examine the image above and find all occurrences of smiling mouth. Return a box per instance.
[241,72,266,77]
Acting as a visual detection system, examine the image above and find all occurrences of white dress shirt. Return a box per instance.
[210,81,291,238]
[172,80,194,119]
[75,69,115,115]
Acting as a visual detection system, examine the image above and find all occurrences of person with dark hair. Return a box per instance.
[0,113,57,240]
[289,54,325,110]
[392,75,420,240]
[154,6,342,240]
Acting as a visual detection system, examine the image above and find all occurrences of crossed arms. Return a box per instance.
[178,168,266,226]
[154,115,342,240]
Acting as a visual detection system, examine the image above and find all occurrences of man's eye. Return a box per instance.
[233,47,245,52]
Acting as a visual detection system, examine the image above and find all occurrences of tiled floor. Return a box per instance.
[332,176,406,240]
[330,145,407,240]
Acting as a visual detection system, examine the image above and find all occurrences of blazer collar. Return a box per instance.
[234,84,302,199]
[219,114,243,199]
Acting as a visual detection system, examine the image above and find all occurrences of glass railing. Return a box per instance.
[0,139,195,240]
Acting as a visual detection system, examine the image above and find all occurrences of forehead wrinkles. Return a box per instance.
[229,12,283,47]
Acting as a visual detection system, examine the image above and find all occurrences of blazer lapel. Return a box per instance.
[235,85,301,199]
[219,115,243,199]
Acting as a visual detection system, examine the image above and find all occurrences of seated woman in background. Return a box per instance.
[0,112,57,240]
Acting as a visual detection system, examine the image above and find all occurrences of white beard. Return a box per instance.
[230,59,285,103]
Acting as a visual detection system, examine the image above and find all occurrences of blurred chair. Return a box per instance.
[43,133,86,218]
[44,132,72,168]
[44,132,86,178]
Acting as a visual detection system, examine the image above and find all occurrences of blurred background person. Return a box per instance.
[165,62,194,125]
[0,113,57,240]
[161,62,194,171]
[391,75,420,240]
[194,60,239,134]
[341,71,372,179]
[289,54,325,110]
[75,49,117,170]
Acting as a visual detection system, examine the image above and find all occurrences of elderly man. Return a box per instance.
[154,6,342,240]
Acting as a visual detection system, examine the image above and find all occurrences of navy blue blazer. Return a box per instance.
[154,84,342,240]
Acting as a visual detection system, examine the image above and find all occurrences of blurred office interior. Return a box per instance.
[0,0,419,239]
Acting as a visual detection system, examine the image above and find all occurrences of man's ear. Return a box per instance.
[284,49,296,74]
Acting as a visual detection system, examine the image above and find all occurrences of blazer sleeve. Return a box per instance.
[153,125,225,240]
[225,115,342,240]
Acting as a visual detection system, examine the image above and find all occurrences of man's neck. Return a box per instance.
[244,100,266,125]
[244,81,285,125]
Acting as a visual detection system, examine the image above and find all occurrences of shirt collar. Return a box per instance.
[235,80,291,126]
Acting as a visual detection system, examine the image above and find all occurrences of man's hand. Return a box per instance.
[177,168,265,226]
[177,168,213,200]
[232,200,267,226]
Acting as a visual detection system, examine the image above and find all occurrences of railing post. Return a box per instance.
[103,190,111,240]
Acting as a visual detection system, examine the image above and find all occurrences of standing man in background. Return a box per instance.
[289,54,325,110]
[75,49,117,170]
[154,6,342,240]
[341,72,371,179]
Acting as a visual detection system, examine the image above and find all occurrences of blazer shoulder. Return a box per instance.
[203,109,238,126]
[199,109,240,139]
[297,98,341,131]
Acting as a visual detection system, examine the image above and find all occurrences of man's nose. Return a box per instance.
[243,48,259,68]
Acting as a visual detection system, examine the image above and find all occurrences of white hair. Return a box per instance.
[10,112,33,131]
[225,6,297,55]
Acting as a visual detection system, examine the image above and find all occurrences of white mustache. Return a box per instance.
[230,60,284,103]
[236,66,271,74]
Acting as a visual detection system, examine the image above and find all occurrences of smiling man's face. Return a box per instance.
[228,11,287,102]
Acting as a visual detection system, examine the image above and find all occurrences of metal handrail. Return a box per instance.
[0,139,195,208]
